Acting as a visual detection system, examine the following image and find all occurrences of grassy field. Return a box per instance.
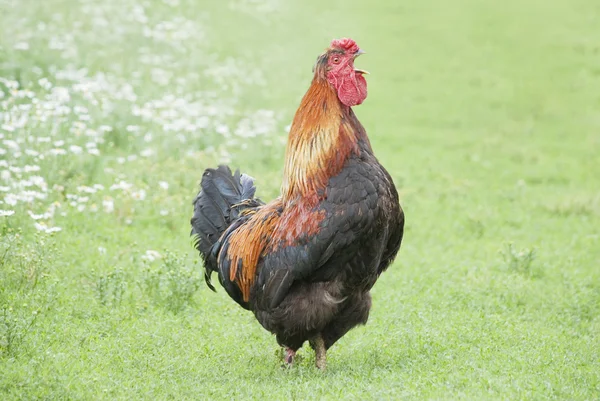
[1,0,599,399]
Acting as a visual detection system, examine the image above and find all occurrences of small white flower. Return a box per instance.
[0,209,15,217]
[24,165,41,172]
[38,78,52,90]
[158,181,169,190]
[49,148,67,155]
[34,222,62,233]
[77,185,96,194]
[98,246,107,255]
[102,198,114,213]
[215,124,229,135]
[4,194,17,206]
[110,180,132,191]
[69,145,83,154]
[141,250,162,262]
[28,210,48,220]
[131,189,146,201]
[140,148,154,157]
[3,139,19,149]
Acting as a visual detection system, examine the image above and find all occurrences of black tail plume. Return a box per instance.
[191,165,263,291]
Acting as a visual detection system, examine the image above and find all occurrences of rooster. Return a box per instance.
[191,38,404,369]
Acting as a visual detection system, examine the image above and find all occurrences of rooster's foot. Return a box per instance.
[310,334,327,370]
[284,347,296,367]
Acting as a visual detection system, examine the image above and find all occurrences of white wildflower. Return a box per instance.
[158,181,169,190]
[69,145,83,154]
[28,210,52,220]
[3,139,19,149]
[215,124,229,135]
[102,198,114,213]
[141,250,162,262]
[49,148,67,155]
[140,148,154,157]
[0,209,15,217]
[38,78,52,90]
[4,194,17,206]
[131,189,146,201]
[24,165,41,172]
[110,180,132,191]
[34,222,62,233]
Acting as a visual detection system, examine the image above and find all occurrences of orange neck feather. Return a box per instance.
[280,79,364,204]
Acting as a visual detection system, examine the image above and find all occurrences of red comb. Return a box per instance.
[330,38,359,53]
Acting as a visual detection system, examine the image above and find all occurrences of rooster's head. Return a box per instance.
[313,38,368,107]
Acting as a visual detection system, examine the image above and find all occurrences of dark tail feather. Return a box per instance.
[191,165,262,291]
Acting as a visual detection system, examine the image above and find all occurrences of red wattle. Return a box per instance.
[337,73,368,107]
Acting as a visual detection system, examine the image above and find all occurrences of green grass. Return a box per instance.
[1,0,599,399]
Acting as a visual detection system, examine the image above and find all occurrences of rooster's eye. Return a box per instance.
[332,57,340,64]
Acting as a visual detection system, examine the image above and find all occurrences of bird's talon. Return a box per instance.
[284,348,296,366]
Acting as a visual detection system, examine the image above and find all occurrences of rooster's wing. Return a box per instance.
[256,160,391,310]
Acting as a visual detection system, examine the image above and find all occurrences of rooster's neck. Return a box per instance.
[280,79,369,205]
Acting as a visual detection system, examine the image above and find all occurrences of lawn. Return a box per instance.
[1,0,599,399]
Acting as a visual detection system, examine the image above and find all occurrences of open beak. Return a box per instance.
[353,49,369,74]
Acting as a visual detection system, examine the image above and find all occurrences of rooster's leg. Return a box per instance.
[284,347,296,366]
[310,334,326,370]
